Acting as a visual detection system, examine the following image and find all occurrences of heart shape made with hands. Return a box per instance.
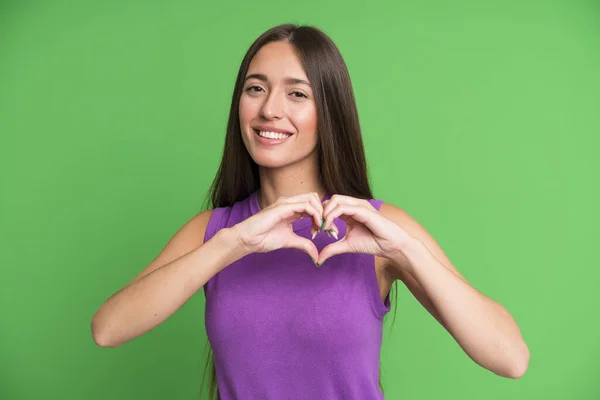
[308,195,413,267]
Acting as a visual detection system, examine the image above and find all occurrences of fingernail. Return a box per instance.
[329,230,338,240]
[311,257,319,268]
[311,229,317,240]
[320,219,326,232]
[325,230,331,238]
[320,259,326,267]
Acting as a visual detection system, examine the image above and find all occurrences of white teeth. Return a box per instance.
[258,130,291,140]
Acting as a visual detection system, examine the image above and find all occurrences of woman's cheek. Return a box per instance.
[295,106,318,131]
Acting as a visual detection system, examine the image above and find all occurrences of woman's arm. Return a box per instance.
[380,203,530,379]
[91,213,248,348]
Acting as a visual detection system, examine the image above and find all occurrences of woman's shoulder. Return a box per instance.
[201,193,257,243]
[182,209,216,246]
[377,200,415,231]
[125,209,216,287]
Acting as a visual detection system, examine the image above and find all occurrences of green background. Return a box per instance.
[1,0,598,399]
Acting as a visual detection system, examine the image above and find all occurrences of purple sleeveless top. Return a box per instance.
[203,190,391,399]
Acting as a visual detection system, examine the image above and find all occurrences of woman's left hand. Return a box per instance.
[317,194,416,267]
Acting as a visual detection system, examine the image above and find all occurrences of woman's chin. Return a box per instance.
[254,159,288,169]
[251,154,293,169]
[249,147,317,169]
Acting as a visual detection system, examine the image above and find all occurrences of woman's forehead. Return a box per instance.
[247,42,308,81]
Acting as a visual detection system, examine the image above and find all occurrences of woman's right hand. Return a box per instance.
[232,192,325,262]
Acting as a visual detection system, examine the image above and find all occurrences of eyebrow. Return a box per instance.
[244,73,312,87]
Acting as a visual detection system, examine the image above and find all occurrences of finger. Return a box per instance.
[321,194,356,213]
[309,193,324,229]
[329,223,339,240]
[282,193,324,230]
[319,216,339,239]
[301,192,324,232]
[321,195,361,228]
[321,196,338,218]
[281,202,322,229]
[321,198,340,233]
[317,238,351,266]
[322,195,375,215]
[323,203,373,232]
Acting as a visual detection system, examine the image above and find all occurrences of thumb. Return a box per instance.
[287,234,319,263]
[317,239,350,266]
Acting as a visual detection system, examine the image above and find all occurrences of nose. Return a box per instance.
[260,90,285,119]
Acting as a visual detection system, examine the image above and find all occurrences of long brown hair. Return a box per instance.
[200,23,398,400]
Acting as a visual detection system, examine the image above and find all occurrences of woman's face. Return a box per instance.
[239,40,318,168]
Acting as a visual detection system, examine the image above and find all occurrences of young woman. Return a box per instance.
[91,24,529,399]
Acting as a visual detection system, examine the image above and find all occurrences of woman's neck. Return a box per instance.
[257,159,326,209]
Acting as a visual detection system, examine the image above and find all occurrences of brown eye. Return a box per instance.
[292,91,308,98]
[246,86,263,93]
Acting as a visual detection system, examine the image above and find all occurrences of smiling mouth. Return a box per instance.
[253,129,294,140]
